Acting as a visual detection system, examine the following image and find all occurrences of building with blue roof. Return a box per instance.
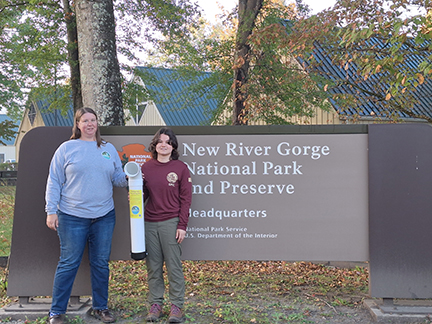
[126,66,219,126]
[15,52,432,160]
[15,67,220,160]
[15,99,75,160]
[308,39,432,124]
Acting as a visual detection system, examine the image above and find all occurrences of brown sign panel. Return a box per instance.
[107,132,369,262]
[8,125,369,297]
[368,124,432,299]
[8,127,91,297]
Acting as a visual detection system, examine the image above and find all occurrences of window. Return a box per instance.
[28,102,37,125]
[136,102,148,124]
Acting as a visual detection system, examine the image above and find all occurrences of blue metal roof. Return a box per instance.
[36,67,219,127]
[310,39,432,120]
[35,100,74,127]
[135,67,219,126]
[0,114,18,145]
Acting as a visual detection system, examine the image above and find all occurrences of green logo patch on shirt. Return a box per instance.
[102,151,111,159]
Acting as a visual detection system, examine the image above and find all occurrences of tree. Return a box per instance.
[148,0,331,125]
[75,0,124,125]
[0,0,201,128]
[0,0,69,120]
[233,0,264,125]
[0,119,17,146]
[290,0,432,122]
[62,0,83,112]
[116,0,202,118]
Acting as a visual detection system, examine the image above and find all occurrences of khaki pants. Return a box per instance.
[145,218,185,308]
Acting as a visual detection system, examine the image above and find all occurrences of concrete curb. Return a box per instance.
[364,298,432,323]
[0,297,92,322]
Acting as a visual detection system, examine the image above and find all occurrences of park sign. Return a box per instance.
[8,124,432,300]
[106,129,368,262]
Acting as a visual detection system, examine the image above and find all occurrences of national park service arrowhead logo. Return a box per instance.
[117,143,152,167]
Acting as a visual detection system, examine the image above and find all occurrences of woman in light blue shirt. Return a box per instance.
[45,107,127,324]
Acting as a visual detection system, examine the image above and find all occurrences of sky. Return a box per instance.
[197,0,337,22]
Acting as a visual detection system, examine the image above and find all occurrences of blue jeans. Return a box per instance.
[50,209,116,314]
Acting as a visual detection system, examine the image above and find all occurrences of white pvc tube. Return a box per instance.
[124,161,146,260]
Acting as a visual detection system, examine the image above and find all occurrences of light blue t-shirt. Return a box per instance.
[45,139,127,218]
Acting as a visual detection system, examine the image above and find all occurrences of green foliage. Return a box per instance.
[0,0,202,127]
[27,85,73,117]
[116,0,201,43]
[0,186,15,256]
[0,163,17,171]
[28,316,48,324]
[0,120,17,146]
[116,1,212,123]
[144,0,333,125]
[114,0,203,117]
[291,0,432,122]
[0,0,68,119]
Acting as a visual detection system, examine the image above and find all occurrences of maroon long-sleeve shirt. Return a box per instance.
[141,159,192,230]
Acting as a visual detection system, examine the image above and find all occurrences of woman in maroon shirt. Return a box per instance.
[141,128,192,323]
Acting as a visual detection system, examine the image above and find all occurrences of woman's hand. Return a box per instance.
[46,214,58,231]
[176,229,186,244]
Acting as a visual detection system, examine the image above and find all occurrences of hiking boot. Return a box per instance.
[146,303,163,322]
[92,309,116,323]
[168,304,185,323]
[47,314,64,324]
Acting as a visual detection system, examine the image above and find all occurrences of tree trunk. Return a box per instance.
[62,0,83,113]
[232,0,263,125]
[75,0,124,126]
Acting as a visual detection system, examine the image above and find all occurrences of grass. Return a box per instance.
[0,187,370,323]
[106,260,369,323]
[0,186,15,256]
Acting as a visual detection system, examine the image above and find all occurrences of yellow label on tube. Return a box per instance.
[129,189,143,219]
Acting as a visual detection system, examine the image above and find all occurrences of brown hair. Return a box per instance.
[149,127,179,160]
[70,107,103,147]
